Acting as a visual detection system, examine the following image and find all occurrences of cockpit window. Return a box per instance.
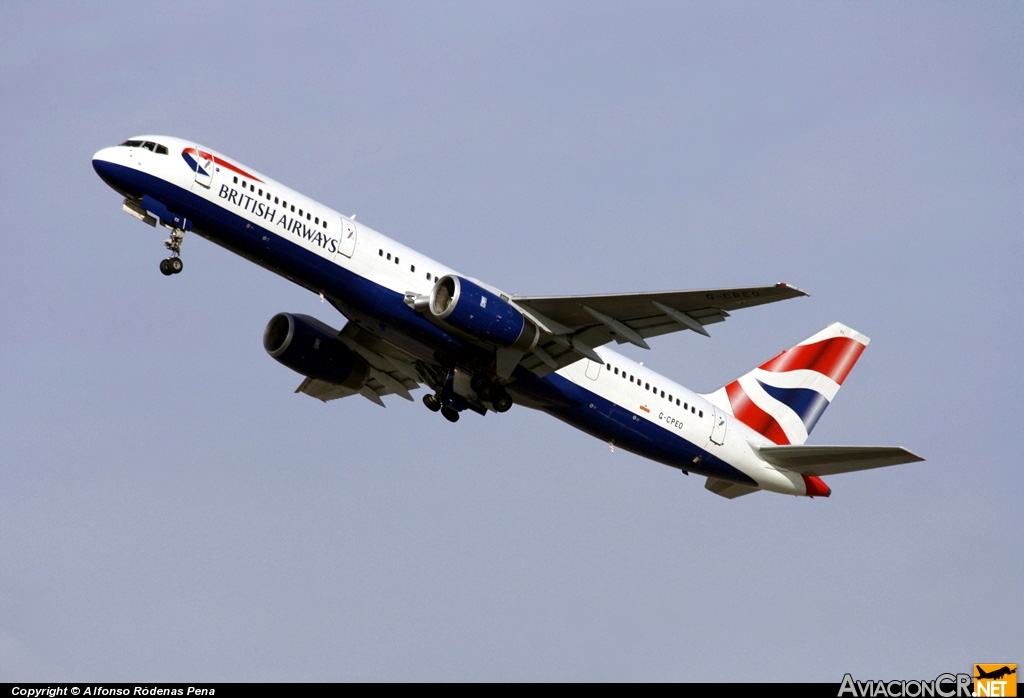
[119,140,168,154]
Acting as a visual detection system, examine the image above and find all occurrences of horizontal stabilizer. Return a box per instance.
[705,477,760,499]
[755,445,924,477]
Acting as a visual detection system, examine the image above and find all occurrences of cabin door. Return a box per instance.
[193,148,214,188]
[709,407,728,446]
[334,217,357,259]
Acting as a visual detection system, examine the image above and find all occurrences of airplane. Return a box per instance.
[92,136,923,499]
[976,667,1017,681]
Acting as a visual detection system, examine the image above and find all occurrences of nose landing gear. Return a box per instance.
[159,256,183,275]
[159,228,186,276]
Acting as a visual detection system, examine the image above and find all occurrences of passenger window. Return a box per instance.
[379,249,383,256]
[676,399,680,406]
[660,390,665,398]
[699,410,703,418]
[395,257,400,264]
[426,272,432,280]
[410,265,415,272]
[274,196,279,204]
[645,382,649,390]
[233,176,238,184]
[259,189,263,196]
[387,253,392,261]
[315,217,319,224]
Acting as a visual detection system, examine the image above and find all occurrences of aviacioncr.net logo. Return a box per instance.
[838,673,973,697]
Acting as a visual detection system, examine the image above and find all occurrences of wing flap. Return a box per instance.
[294,321,423,404]
[756,445,924,476]
[513,283,805,332]
[296,377,359,402]
[510,284,806,375]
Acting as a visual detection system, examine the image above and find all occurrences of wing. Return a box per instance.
[755,445,925,477]
[511,283,807,376]
[297,322,423,406]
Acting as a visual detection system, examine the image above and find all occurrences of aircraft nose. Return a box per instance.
[92,147,130,193]
[92,147,116,175]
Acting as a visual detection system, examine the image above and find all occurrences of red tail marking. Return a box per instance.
[759,337,865,385]
[725,382,790,445]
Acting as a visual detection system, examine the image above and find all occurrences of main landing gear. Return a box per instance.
[159,228,186,276]
[470,375,513,413]
[422,373,514,423]
[422,393,461,422]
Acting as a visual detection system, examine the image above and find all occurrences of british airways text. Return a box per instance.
[218,184,339,254]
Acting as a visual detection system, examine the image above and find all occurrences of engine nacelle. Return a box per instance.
[263,313,369,388]
[429,275,540,353]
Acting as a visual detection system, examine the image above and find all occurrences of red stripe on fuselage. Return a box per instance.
[758,337,865,385]
[183,148,263,183]
[725,381,790,445]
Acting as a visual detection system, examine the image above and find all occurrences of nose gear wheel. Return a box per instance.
[160,257,183,275]
[160,228,186,276]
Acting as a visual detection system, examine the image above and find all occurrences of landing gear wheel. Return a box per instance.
[168,257,183,274]
[422,394,442,412]
[492,392,513,413]
[441,405,460,423]
[159,258,174,276]
[471,374,495,402]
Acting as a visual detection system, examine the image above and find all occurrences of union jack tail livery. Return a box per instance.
[703,323,869,446]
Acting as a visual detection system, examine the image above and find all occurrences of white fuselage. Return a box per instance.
[92,136,817,497]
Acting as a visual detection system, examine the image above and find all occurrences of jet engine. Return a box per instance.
[428,275,540,353]
[263,313,368,388]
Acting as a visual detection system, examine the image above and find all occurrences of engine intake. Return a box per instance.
[428,275,540,353]
[263,313,368,388]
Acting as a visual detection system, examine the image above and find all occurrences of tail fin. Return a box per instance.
[702,322,869,445]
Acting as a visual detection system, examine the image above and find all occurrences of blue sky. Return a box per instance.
[1,1,1020,681]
